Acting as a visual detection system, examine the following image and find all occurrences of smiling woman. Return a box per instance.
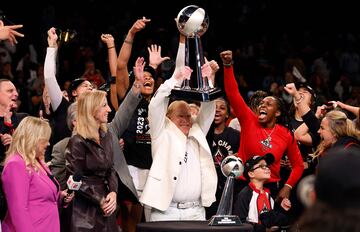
[220,50,304,203]
[1,116,73,232]
[64,89,120,231]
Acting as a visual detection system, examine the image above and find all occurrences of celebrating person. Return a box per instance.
[220,50,304,202]
[140,33,218,221]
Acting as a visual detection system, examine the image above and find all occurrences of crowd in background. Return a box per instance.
[1,1,360,232]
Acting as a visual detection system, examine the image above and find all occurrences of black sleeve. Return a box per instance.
[233,186,252,222]
[302,110,321,147]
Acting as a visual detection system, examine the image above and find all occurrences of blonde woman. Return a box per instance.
[65,90,118,231]
[1,116,73,232]
[315,110,360,158]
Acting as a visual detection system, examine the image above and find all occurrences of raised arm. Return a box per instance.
[148,35,186,139]
[196,59,219,133]
[108,57,145,137]
[101,33,119,110]
[116,17,151,100]
[336,101,360,117]
[44,27,63,111]
[220,50,253,123]
[284,83,311,116]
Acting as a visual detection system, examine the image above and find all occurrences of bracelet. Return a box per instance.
[108,46,115,49]
[285,184,293,189]
[109,76,116,84]
[223,61,233,67]
[295,95,304,104]
[124,39,133,45]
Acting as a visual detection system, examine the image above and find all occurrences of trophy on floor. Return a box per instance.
[209,155,243,226]
[170,5,222,102]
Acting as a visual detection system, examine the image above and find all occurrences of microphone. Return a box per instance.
[66,172,83,194]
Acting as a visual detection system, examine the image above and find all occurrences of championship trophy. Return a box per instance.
[209,155,243,226]
[170,5,222,102]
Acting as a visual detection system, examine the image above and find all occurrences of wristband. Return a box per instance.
[124,39,133,45]
[109,76,116,84]
[223,61,233,67]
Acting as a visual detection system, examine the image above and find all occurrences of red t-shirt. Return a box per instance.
[224,66,304,187]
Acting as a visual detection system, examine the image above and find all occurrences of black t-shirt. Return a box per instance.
[211,126,240,192]
[123,98,152,169]
[289,118,315,161]
[51,97,72,145]
[46,98,72,162]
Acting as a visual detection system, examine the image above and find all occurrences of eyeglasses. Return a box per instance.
[250,164,269,171]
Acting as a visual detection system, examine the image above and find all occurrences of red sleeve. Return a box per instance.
[223,65,254,124]
[285,136,304,187]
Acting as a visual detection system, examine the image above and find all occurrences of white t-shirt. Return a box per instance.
[172,137,201,203]
[228,118,241,132]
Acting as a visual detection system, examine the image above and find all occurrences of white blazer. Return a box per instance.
[140,77,217,211]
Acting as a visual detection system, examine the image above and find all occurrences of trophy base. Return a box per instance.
[208,215,242,226]
[170,87,223,102]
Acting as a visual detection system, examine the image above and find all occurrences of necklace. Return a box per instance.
[260,125,276,150]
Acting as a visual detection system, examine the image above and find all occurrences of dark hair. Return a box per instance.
[216,97,230,116]
[249,90,268,113]
[271,96,295,143]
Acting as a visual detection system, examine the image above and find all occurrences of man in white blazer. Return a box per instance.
[140,35,218,221]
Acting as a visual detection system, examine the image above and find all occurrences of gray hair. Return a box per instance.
[66,102,77,131]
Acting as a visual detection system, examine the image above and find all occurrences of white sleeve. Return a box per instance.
[148,42,185,139]
[44,47,63,111]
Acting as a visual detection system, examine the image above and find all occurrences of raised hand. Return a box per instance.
[219,50,233,65]
[201,58,219,87]
[133,57,146,89]
[47,27,58,47]
[148,44,170,69]
[174,66,193,82]
[129,17,151,35]
[100,34,115,48]
[0,20,24,46]
[284,83,298,97]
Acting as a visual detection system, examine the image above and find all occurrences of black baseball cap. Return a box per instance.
[295,82,316,99]
[243,153,275,181]
[69,78,87,93]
